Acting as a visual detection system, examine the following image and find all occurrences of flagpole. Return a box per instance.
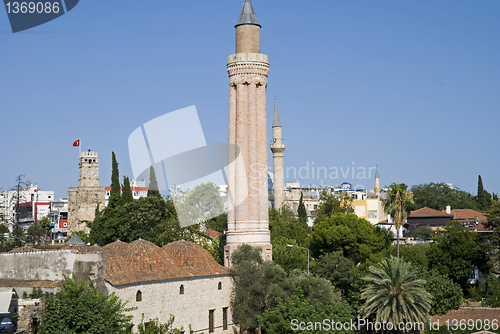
[79,138,81,156]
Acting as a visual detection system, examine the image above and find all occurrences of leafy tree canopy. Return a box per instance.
[312,251,366,310]
[423,270,463,315]
[427,221,486,288]
[257,289,355,334]
[314,190,354,224]
[39,274,134,334]
[309,213,389,268]
[411,182,478,211]
[137,314,192,334]
[390,244,429,273]
[0,224,8,235]
[269,206,310,247]
[230,245,346,333]
[482,273,500,307]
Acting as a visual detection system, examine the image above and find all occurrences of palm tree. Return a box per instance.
[383,183,414,258]
[359,256,432,329]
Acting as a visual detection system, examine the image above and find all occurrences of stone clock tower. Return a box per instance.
[224,0,273,266]
[68,151,105,233]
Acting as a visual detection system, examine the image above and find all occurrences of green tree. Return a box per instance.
[280,269,341,306]
[230,244,286,333]
[411,182,478,211]
[137,314,192,334]
[309,213,389,268]
[314,190,354,224]
[312,252,356,299]
[257,289,354,334]
[423,270,462,315]
[271,236,309,273]
[391,244,429,273]
[40,216,51,230]
[172,182,224,228]
[383,183,414,258]
[297,192,307,223]
[148,165,161,197]
[484,206,500,274]
[482,273,500,307]
[39,274,134,334]
[477,175,492,212]
[108,152,121,209]
[359,256,432,326]
[427,221,485,288]
[122,176,134,204]
[27,224,46,243]
[0,224,8,235]
[269,206,309,247]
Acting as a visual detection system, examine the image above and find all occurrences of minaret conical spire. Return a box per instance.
[272,97,281,128]
[375,165,379,179]
[236,0,261,27]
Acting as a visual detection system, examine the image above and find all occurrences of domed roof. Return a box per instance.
[163,240,226,276]
[103,239,228,286]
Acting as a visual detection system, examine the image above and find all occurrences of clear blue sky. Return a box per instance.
[1,0,499,199]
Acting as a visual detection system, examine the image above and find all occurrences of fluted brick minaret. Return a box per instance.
[225,0,272,267]
[270,98,285,209]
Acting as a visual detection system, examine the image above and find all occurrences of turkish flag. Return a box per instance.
[73,139,80,147]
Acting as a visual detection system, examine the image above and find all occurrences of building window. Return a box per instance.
[352,194,358,200]
[223,307,228,330]
[136,290,142,302]
[180,285,184,295]
[218,282,222,290]
[209,310,215,333]
[368,210,378,218]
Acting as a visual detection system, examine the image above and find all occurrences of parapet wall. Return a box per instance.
[0,248,105,291]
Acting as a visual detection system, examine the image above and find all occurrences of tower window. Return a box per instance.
[209,310,215,333]
[223,307,228,330]
[136,290,142,302]
[180,285,184,295]
[218,282,222,290]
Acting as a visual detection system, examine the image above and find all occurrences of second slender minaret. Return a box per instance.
[375,166,381,197]
[225,0,272,267]
[270,98,285,209]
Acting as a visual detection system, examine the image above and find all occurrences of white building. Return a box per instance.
[104,179,148,206]
[0,184,54,232]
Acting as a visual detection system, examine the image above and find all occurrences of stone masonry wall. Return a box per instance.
[105,275,236,333]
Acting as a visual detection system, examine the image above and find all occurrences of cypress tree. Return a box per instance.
[297,192,307,222]
[477,175,491,211]
[108,152,121,208]
[122,176,134,204]
[148,165,161,197]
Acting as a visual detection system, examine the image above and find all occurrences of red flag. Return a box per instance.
[73,139,80,147]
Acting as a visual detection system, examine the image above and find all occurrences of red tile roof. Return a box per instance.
[409,207,453,218]
[443,209,488,221]
[103,239,228,286]
[204,228,222,239]
[430,308,500,326]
